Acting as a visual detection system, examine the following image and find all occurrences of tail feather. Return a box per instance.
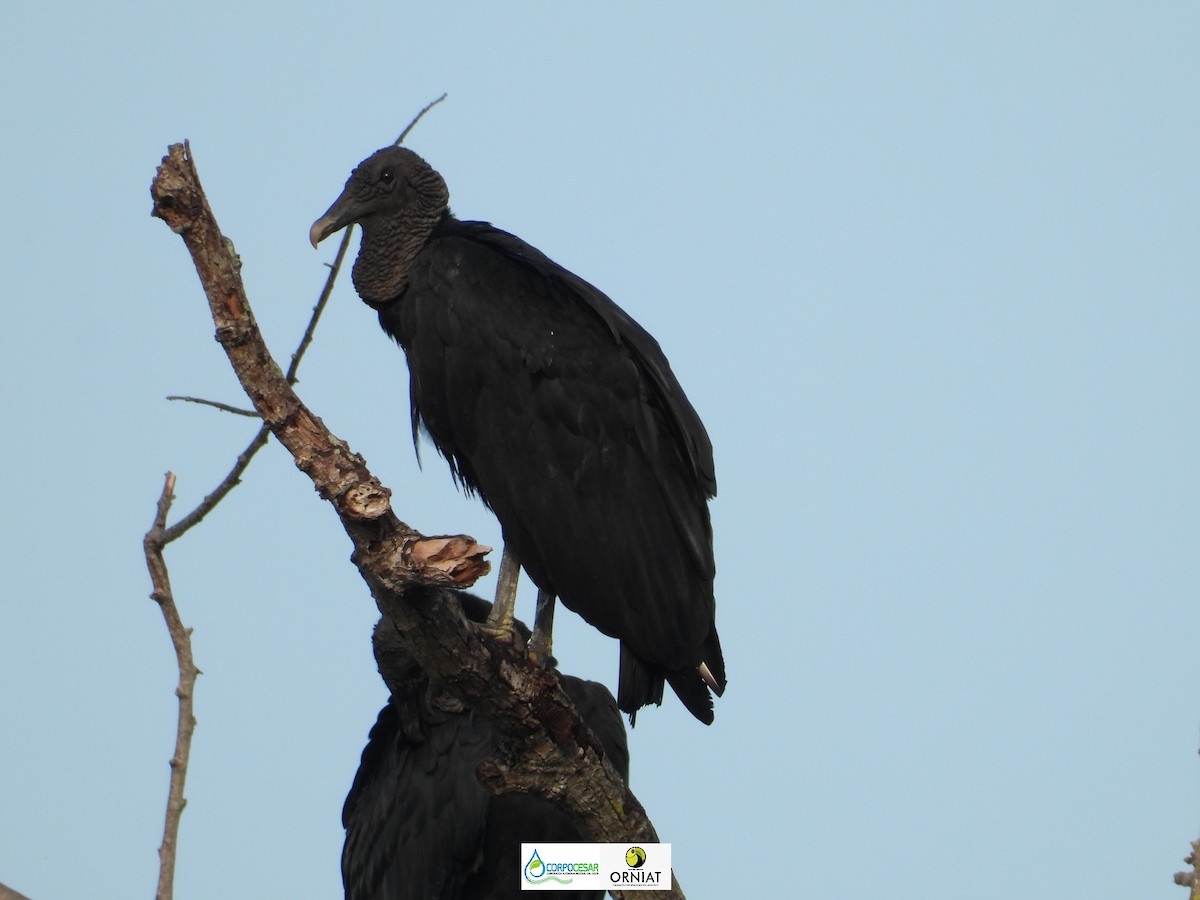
[618,643,720,726]
[617,644,664,726]
[664,668,715,725]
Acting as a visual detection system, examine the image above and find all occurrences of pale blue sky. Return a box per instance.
[1,3,1197,898]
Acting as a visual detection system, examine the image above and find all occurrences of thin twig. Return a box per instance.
[166,93,451,504]
[162,424,270,544]
[287,229,351,384]
[166,395,259,417]
[395,93,448,145]
[0,881,33,900]
[143,472,200,900]
[288,92,448,384]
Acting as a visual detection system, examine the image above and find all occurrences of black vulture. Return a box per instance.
[342,590,629,900]
[311,146,725,723]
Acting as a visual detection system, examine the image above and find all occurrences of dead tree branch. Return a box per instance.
[1176,839,1200,898]
[139,100,448,900]
[166,395,258,417]
[150,141,683,899]
[162,424,270,544]
[395,92,447,145]
[142,473,200,900]
[0,881,33,900]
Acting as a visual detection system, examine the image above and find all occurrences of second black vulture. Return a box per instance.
[311,145,725,723]
[342,590,629,900]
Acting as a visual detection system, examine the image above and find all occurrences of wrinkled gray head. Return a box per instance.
[310,146,450,306]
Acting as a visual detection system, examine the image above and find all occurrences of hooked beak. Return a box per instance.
[309,192,358,249]
[309,214,338,249]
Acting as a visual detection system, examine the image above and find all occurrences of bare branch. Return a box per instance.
[395,92,448,145]
[165,95,451,538]
[290,93,447,384]
[166,395,259,417]
[1175,839,1200,897]
[150,141,684,899]
[287,229,350,385]
[135,103,457,900]
[143,472,201,900]
[162,423,271,544]
[0,880,33,900]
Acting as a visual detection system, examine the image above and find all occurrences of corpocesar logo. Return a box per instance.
[523,847,600,887]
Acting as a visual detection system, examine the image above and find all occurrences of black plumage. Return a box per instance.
[342,591,629,900]
[311,146,725,723]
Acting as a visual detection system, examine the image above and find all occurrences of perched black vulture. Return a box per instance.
[342,591,629,900]
[311,146,725,723]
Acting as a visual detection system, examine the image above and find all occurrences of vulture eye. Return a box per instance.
[379,168,395,185]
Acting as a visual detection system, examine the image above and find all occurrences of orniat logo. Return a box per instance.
[523,848,600,886]
[610,845,663,886]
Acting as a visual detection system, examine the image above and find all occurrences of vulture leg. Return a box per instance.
[528,589,556,667]
[484,544,522,639]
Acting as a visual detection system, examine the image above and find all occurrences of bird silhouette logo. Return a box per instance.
[625,846,647,868]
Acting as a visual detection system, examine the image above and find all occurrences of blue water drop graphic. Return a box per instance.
[524,848,545,882]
